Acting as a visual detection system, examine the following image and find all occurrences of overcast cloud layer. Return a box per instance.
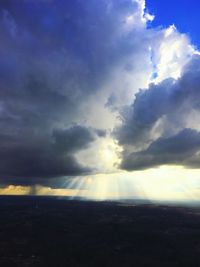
[0,0,199,188]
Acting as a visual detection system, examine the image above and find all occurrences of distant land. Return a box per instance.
[0,196,200,266]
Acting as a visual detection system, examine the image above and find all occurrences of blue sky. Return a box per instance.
[146,0,200,48]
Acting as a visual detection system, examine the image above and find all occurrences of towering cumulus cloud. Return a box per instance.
[0,0,199,191]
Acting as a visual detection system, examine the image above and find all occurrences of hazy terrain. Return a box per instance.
[0,196,200,266]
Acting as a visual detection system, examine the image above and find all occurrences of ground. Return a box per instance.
[0,196,200,266]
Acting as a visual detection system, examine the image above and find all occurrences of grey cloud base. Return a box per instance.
[0,126,95,179]
[121,128,200,170]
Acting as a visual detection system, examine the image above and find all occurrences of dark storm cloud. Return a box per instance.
[116,55,200,170]
[115,79,175,147]
[0,126,96,180]
[52,126,95,153]
[121,128,200,170]
[0,0,146,186]
[0,0,142,83]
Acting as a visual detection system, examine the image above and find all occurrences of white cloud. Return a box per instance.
[150,25,197,83]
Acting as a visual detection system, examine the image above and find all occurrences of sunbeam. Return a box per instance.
[59,166,200,203]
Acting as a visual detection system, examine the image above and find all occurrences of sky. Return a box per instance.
[0,0,200,201]
[146,0,200,48]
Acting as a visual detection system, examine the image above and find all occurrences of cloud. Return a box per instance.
[0,0,156,186]
[0,185,31,195]
[0,0,198,189]
[116,55,200,170]
[52,126,95,153]
[121,128,200,170]
[0,126,97,181]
